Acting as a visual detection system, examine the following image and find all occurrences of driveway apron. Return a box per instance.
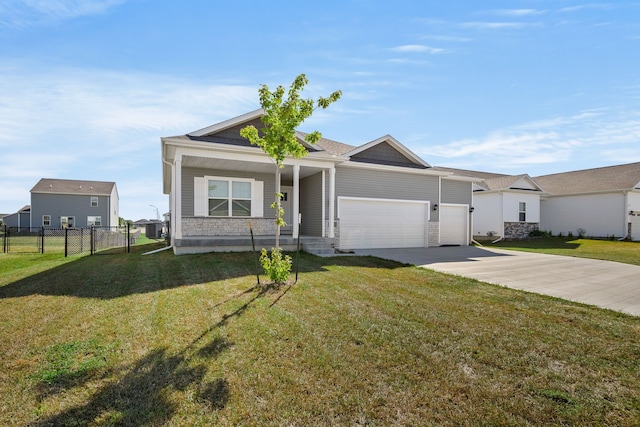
[355,246,640,317]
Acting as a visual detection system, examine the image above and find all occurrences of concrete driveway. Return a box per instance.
[355,246,640,316]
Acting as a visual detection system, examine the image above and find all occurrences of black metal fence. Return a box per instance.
[1,225,131,256]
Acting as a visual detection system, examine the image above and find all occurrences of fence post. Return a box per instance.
[127,223,130,253]
[41,227,45,254]
[2,225,6,253]
[64,228,68,257]
[90,226,94,255]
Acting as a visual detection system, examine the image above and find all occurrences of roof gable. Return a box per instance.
[346,135,430,169]
[534,162,640,195]
[31,179,116,196]
[188,109,264,137]
[475,174,543,192]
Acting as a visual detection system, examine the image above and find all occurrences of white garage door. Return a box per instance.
[440,204,468,246]
[631,214,640,241]
[338,197,428,249]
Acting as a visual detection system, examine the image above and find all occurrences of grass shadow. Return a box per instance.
[0,245,405,300]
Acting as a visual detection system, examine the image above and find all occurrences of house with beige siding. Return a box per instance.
[161,109,478,255]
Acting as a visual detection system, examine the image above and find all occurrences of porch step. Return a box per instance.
[301,240,335,256]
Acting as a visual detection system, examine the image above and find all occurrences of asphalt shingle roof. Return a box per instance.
[31,179,116,196]
[534,162,640,195]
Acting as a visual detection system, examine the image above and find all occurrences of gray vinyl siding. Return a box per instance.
[335,166,440,220]
[350,142,423,168]
[31,193,112,227]
[215,118,263,141]
[441,179,472,205]
[181,167,276,217]
[300,172,323,236]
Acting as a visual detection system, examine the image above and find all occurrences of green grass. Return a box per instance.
[1,243,639,425]
[489,237,640,266]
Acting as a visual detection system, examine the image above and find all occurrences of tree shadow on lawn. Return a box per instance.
[30,278,274,426]
[32,344,231,426]
[0,244,404,300]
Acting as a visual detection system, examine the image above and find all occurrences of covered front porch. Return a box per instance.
[164,141,344,254]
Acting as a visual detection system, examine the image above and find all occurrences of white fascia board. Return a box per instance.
[340,159,451,177]
[188,109,264,137]
[164,137,345,167]
[443,175,482,183]
[345,134,431,168]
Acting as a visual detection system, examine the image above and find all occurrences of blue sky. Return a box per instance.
[1,0,639,220]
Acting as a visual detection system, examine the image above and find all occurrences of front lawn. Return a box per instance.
[490,237,640,266]
[1,245,639,425]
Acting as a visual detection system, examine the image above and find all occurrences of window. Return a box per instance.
[43,215,51,226]
[519,202,526,222]
[208,179,252,217]
[87,216,102,226]
[61,216,75,228]
[91,196,98,207]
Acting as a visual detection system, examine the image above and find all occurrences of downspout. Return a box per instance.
[144,156,175,255]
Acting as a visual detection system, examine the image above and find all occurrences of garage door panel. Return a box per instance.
[632,215,640,241]
[440,205,468,246]
[339,198,427,249]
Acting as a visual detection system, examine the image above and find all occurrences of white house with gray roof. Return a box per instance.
[535,162,640,240]
[161,109,478,255]
[435,168,546,241]
[30,178,119,228]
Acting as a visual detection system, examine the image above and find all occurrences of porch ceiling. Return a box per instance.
[182,155,322,180]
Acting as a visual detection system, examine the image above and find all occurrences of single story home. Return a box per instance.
[161,109,478,255]
[535,162,640,240]
[436,168,545,241]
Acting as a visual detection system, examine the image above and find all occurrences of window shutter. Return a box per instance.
[252,180,264,217]
[194,177,207,216]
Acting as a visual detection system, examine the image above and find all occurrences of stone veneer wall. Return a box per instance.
[182,217,275,237]
[504,222,539,239]
[428,222,440,247]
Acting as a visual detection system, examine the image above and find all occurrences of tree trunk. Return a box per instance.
[275,166,281,250]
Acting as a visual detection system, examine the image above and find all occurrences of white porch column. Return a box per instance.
[321,170,326,237]
[328,167,335,238]
[293,164,300,238]
[175,156,182,239]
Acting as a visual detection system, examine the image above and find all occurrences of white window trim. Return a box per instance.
[43,215,51,226]
[194,176,263,218]
[519,202,526,222]
[87,216,102,226]
[91,196,99,207]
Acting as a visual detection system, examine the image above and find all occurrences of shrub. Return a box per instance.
[577,228,586,239]
[260,248,292,285]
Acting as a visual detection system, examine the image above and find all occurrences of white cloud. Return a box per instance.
[0,0,127,27]
[390,44,445,54]
[494,9,546,16]
[460,21,540,30]
[416,108,640,172]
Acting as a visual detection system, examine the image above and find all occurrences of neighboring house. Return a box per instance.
[161,109,478,254]
[436,168,545,241]
[30,178,119,228]
[2,205,31,231]
[534,162,640,240]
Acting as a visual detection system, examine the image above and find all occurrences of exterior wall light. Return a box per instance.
[433,204,438,211]
[469,207,475,213]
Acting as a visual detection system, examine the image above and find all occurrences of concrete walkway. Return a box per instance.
[355,246,640,317]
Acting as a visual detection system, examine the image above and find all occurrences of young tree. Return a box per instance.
[240,74,341,249]
[240,74,341,284]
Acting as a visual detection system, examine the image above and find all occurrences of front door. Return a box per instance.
[281,186,293,234]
